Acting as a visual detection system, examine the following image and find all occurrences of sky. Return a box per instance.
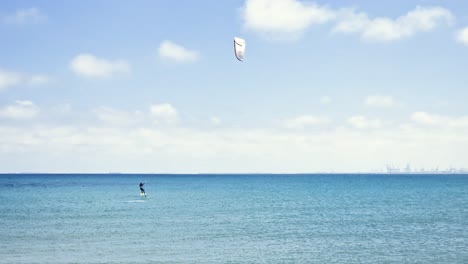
[1,0,468,173]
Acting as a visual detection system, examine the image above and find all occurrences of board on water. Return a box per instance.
[140,192,147,197]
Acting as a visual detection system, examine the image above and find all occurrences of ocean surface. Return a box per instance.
[0,174,467,264]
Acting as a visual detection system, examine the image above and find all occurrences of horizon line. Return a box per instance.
[1,172,468,175]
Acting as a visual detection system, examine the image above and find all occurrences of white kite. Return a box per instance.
[233,37,246,62]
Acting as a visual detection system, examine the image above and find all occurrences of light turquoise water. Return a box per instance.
[0,174,467,263]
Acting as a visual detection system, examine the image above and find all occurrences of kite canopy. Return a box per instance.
[234,37,246,61]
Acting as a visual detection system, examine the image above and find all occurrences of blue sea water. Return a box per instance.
[0,174,467,264]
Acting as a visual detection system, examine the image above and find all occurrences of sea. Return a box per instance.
[0,174,467,264]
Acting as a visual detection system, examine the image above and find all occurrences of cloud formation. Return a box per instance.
[333,6,453,42]
[150,103,179,124]
[365,95,395,107]
[411,112,468,128]
[456,27,468,46]
[241,1,453,42]
[211,117,221,125]
[0,104,467,172]
[94,106,143,126]
[70,54,130,78]
[93,104,180,126]
[0,69,49,91]
[320,96,332,104]
[0,118,466,173]
[3,7,46,25]
[158,41,199,63]
[285,115,330,129]
[0,100,39,119]
[0,70,21,90]
[348,115,383,129]
[241,0,334,37]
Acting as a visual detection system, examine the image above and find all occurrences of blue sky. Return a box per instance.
[1,0,468,173]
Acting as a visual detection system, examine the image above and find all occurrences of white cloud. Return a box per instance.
[348,115,383,129]
[456,27,468,46]
[94,106,144,126]
[0,70,22,90]
[241,0,335,37]
[365,95,395,107]
[70,54,130,78]
[411,111,439,125]
[241,2,452,41]
[411,112,468,128]
[150,103,179,124]
[1,104,468,173]
[28,75,49,86]
[3,7,46,25]
[320,96,332,104]
[0,69,49,91]
[158,41,199,63]
[0,104,467,173]
[95,104,182,126]
[0,100,39,119]
[211,117,221,125]
[333,6,453,41]
[285,115,330,128]
[51,104,72,116]
[0,121,467,173]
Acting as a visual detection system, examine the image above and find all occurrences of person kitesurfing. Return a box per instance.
[139,182,146,196]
